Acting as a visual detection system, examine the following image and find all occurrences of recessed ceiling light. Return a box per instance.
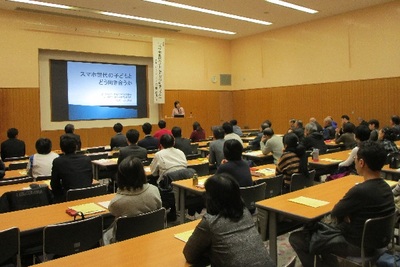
[8,0,73,10]
[144,0,272,26]
[266,0,318,14]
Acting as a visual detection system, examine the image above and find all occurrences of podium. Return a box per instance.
[164,116,196,138]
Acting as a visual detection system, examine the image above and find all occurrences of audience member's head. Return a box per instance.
[171,126,182,138]
[158,120,167,129]
[295,120,303,129]
[356,140,387,172]
[213,126,225,140]
[391,115,400,126]
[283,133,299,150]
[126,129,140,144]
[261,120,272,130]
[368,119,380,130]
[342,122,355,133]
[354,125,370,142]
[142,122,152,135]
[35,138,52,154]
[323,117,333,127]
[64,124,75,134]
[262,128,274,137]
[223,139,243,161]
[192,121,202,131]
[204,173,244,220]
[113,123,123,133]
[222,122,233,134]
[117,155,147,191]
[341,115,350,122]
[379,127,397,142]
[7,128,18,139]
[60,135,77,154]
[304,123,317,135]
[230,119,238,126]
[289,119,296,128]
[160,134,174,149]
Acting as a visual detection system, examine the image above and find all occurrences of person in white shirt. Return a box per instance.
[27,138,59,178]
[150,134,187,184]
[222,122,243,145]
[260,128,283,164]
[172,100,185,117]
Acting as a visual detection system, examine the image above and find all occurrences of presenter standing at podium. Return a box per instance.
[172,100,185,117]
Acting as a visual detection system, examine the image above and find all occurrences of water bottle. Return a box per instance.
[192,172,198,186]
[312,148,319,162]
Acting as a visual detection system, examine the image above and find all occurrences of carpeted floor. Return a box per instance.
[264,231,302,267]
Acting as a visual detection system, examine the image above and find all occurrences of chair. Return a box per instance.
[0,176,32,186]
[42,215,103,261]
[113,208,166,242]
[3,186,52,212]
[66,184,108,201]
[3,156,29,162]
[189,163,209,176]
[283,256,297,267]
[254,175,283,199]
[87,153,109,161]
[186,153,201,160]
[190,143,199,154]
[35,175,52,181]
[290,169,316,192]
[86,146,105,153]
[0,227,20,267]
[333,212,396,267]
[240,182,266,214]
[8,162,28,170]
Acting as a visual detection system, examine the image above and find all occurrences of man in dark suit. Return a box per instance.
[60,124,82,151]
[110,122,128,149]
[172,126,192,156]
[51,135,92,202]
[138,122,159,150]
[1,128,26,161]
[117,129,147,164]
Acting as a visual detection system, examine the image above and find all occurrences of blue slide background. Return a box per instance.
[69,105,137,120]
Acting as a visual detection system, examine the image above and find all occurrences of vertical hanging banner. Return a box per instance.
[153,38,165,104]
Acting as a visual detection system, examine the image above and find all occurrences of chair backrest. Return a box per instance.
[290,169,316,192]
[5,186,52,212]
[240,182,266,213]
[190,143,199,154]
[8,162,28,170]
[86,147,106,153]
[387,152,400,168]
[43,215,103,261]
[188,163,209,176]
[66,184,108,201]
[4,156,29,162]
[0,176,32,186]
[186,153,201,160]
[87,153,109,161]
[255,175,283,199]
[0,227,20,266]
[362,213,396,252]
[35,175,52,181]
[114,208,166,242]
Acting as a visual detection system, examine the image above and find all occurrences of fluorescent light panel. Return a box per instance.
[7,0,236,35]
[144,0,272,26]
[266,0,318,14]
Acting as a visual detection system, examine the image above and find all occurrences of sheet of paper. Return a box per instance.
[174,229,194,243]
[321,158,343,163]
[144,166,151,173]
[256,168,275,176]
[245,150,264,156]
[97,200,111,209]
[68,203,106,215]
[289,196,329,208]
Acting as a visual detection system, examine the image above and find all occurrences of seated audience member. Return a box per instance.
[337,125,370,174]
[51,135,92,202]
[230,119,243,136]
[323,116,336,140]
[335,122,357,149]
[390,115,400,140]
[302,122,327,154]
[150,134,187,184]
[0,159,5,179]
[378,127,399,154]
[172,100,185,117]
[138,122,159,150]
[27,138,59,178]
[103,156,162,244]
[248,120,271,150]
[60,124,81,151]
[117,129,147,164]
[309,117,323,133]
[260,128,283,164]
[276,133,309,188]
[190,121,206,142]
[222,122,243,145]
[292,120,305,142]
[289,141,394,267]
[153,120,172,140]
[110,123,128,150]
[183,173,274,267]
[216,139,252,187]
[368,119,380,141]
[357,117,369,127]
[328,116,338,129]
[172,126,192,156]
[208,126,225,168]
[336,114,350,136]
[288,118,296,133]
[1,128,26,161]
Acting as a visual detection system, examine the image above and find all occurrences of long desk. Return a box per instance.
[4,169,28,180]
[172,164,277,224]
[34,220,199,267]
[255,175,397,264]
[308,150,350,167]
